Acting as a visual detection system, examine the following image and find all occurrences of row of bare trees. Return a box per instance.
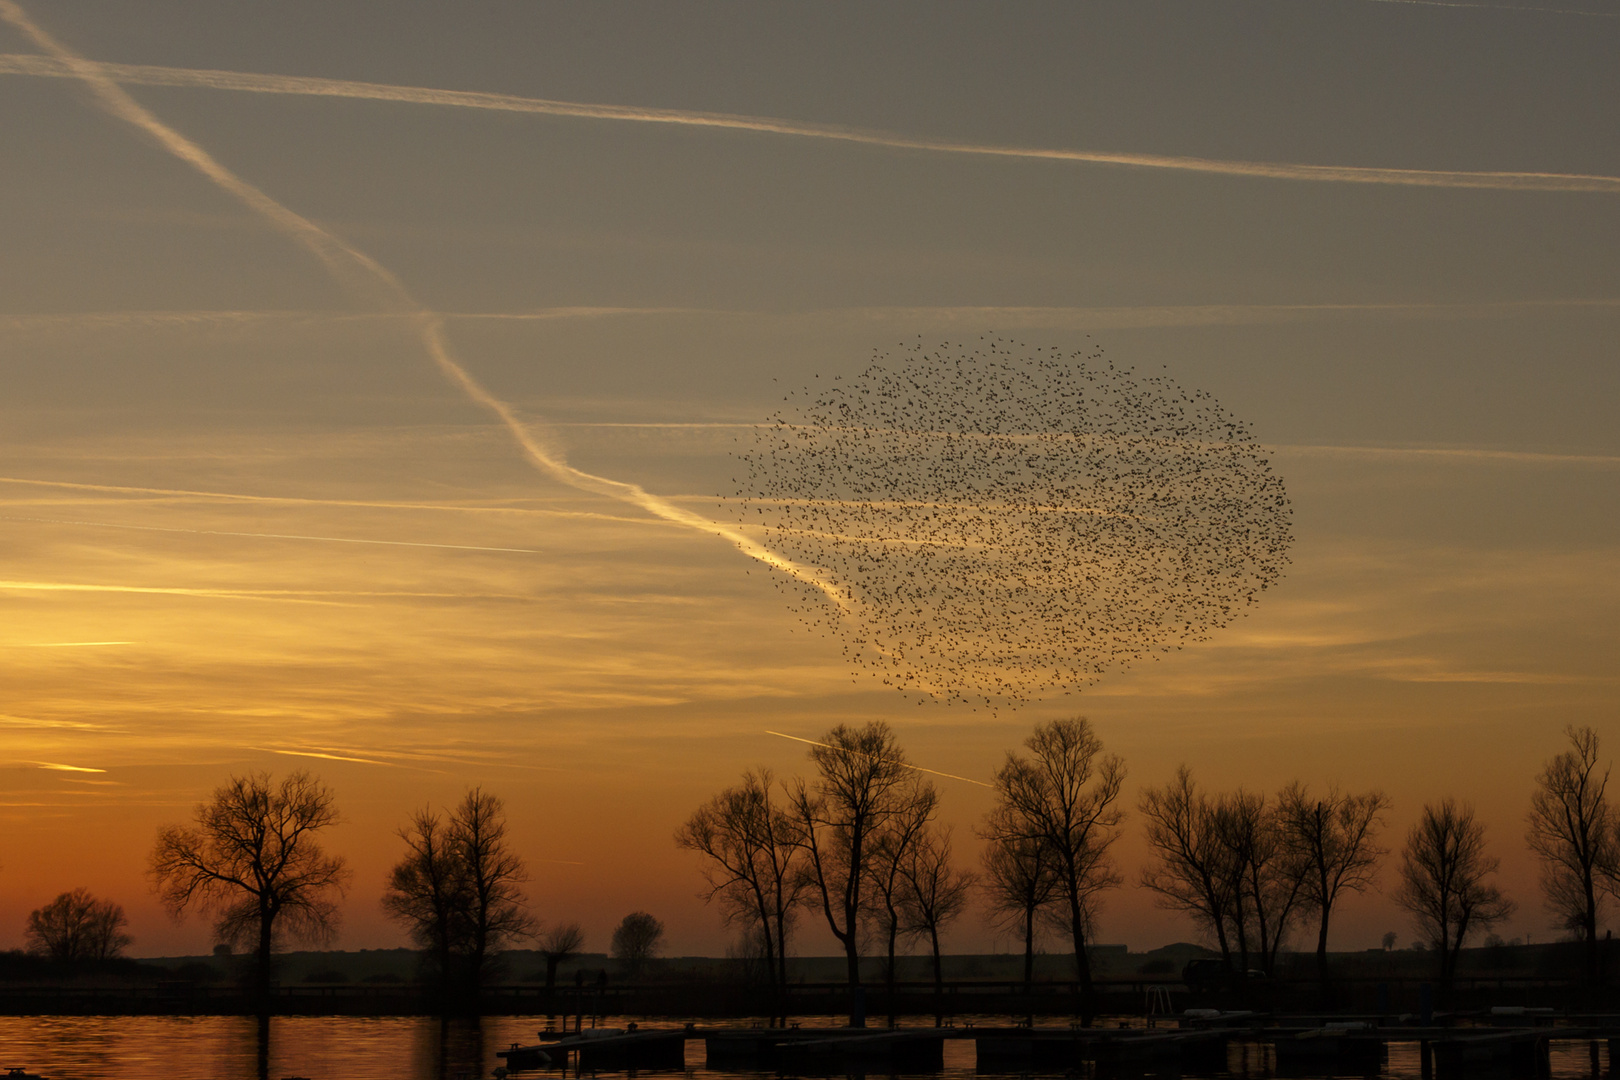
[1137,769,1389,988]
[676,723,975,1018]
[678,718,1121,1021]
[146,773,593,1008]
[680,720,1620,1004]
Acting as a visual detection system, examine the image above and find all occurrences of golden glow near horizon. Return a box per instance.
[0,1,1616,959]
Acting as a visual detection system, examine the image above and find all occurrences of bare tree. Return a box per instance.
[898,823,975,996]
[866,775,939,1011]
[382,808,462,987]
[1140,767,1235,964]
[25,888,132,961]
[1216,789,1305,975]
[675,767,808,1000]
[980,831,1057,991]
[452,788,536,990]
[1277,782,1390,991]
[988,718,1125,1001]
[1394,799,1515,991]
[788,721,919,1023]
[382,788,535,998]
[150,771,349,1004]
[537,922,586,994]
[611,911,665,977]
[1526,725,1617,984]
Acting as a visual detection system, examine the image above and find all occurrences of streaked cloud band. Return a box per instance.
[0,53,1615,193]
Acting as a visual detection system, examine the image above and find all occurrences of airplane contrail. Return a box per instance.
[0,579,601,603]
[6,641,135,647]
[766,729,992,788]
[1355,0,1616,14]
[0,476,674,527]
[0,52,1616,193]
[0,2,849,611]
[1274,444,1620,467]
[7,299,1619,337]
[2,514,542,554]
[0,580,347,603]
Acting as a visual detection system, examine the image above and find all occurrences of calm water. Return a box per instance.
[0,1014,1607,1080]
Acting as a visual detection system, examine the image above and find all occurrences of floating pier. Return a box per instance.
[495,1016,1620,1078]
[498,1027,687,1073]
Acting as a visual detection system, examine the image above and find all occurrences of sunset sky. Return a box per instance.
[1,0,1617,961]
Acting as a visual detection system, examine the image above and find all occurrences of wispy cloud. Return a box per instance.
[253,746,403,767]
[1354,0,1617,16]
[0,53,1615,192]
[0,713,110,730]
[0,579,344,604]
[0,5,849,611]
[2,514,540,554]
[0,476,675,527]
[2,641,135,647]
[1274,444,1620,467]
[6,299,1617,336]
[29,761,107,772]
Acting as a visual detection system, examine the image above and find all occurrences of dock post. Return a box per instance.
[1420,1039,1432,1080]
[1591,1040,1601,1076]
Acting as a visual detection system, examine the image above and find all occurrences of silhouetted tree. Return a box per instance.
[1526,725,1617,984]
[382,807,462,988]
[1277,782,1389,991]
[382,788,535,999]
[611,911,665,977]
[1216,789,1305,975]
[897,823,975,995]
[1395,799,1514,992]
[980,831,1057,991]
[453,788,535,991]
[538,922,586,994]
[150,771,349,1005]
[1140,767,1235,964]
[987,717,1125,1004]
[25,888,131,961]
[788,721,920,1024]
[866,774,939,1013]
[675,767,808,1001]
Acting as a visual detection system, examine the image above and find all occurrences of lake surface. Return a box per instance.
[0,1014,1607,1080]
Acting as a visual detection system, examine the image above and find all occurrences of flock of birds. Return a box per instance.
[729,337,1293,706]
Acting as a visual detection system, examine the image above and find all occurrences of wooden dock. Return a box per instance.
[495,1016,1620,1077]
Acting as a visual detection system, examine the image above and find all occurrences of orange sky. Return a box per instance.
[1,0,1617,960]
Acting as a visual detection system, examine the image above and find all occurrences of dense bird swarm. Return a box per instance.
[731,338,1292,706]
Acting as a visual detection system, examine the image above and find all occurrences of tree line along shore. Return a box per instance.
[11,719,1620,1017]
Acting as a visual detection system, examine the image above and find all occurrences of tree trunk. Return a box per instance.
[255,911,275,1013]
[843,934,864,1027]
[930,925,944,995]
[1068,889,1093,1026]
[1316,908,1332,992]
[885,915,898,1028]
[1023,904,1035,991]
[775,913,791,1021]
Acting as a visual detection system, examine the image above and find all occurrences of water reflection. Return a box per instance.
[0,1014,1609,1080]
